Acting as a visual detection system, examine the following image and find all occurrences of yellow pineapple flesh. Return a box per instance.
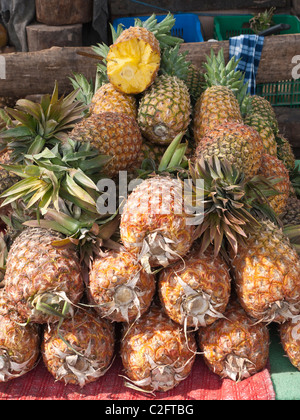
[106,27,160,95]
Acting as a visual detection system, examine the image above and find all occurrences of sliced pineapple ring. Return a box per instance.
[107,33,160,95]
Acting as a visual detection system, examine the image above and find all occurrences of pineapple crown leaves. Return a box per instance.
[0,140,111,216]
[0,82,87,161]
[134,13,183,49]
[283,224,300,256]
[189,156,279,257]
[159,44,191,82]
[249,7,276,34]
[203,48,248,104]
[136,133,189,179]
[24,203,121,267]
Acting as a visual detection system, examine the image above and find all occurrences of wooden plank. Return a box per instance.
[0,33,298,97]
[109,0,290,17]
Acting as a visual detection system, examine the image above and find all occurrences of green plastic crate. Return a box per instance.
[256,79,300,108]
[214,14,300,40]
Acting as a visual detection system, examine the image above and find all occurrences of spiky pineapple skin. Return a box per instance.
[259,153,290,215]
[107,27,160,95]
[42,309,115,387]
[247,95,278,134]
[90,83,137,119]
[138,75,191,145]
[230,220,300,324]
[244,113,277,156]
[158,247,231,328]
[276,134,296,172]
[281,196,300,226]
[120,176,195,268]
[121,305,196,392]
[194,122,264,180]
[0,290,40,382]
[88,250,155,323]
[198,302,269,381]
[193,86,243,140]
[280,317,300,371]
[69,112,143,178]
[4,227,84,324]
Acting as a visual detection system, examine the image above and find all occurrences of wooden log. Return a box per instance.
[109,0,290,17]
[181,34,300,84]
[0,34,298,96]
[35,0,93,26]
[26,24,83,52]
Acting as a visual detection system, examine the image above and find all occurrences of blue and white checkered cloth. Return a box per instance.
[229,35,264,95]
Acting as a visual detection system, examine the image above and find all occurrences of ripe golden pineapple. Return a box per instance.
[138,75,191,145]
[158,246,231,329]
[230,220,300,324]
[198,301,269,381]
[69,112,143,178]
[120,175,195,272]
[0,289,40,382]
[244,113,277,156]
[106,26,160,95]
[259,153,290,215]
[90,83,137,119]
[42,308,115,387]
[120,305,196,393]
[280,316,300,371]
[193,86,243,141]
[4,227,84,324]
[194,122,264,181]
[88,250,155,323]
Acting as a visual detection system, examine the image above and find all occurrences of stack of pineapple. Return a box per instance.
[0,13,299,394]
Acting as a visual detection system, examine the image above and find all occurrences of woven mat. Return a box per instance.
[0,355,275,401]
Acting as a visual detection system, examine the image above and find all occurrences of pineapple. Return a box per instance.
[281,195,300,226]
[198,301,269,381]
[119,175,195,272]
[88,250,155,323]
[69,111,143,178]
[4,227,84,324]
[276,134,296,172]
[194,86,243,141]
[230,220,300,324]
[138,45,192,146]
[0,289,40,382]
[90,83,137,119]
[107,26,160,95]
[138,75,191,145]
[158,245,231,329]
[259,153,290,215]
[120,305,196,393]
[106,14,183,95]
[244,95,278,135]
[194,122,264,181]
[244,113,277,156]
[42,308,115,387]
[185,63,205,106]
[193,49,247,140]
[280,316,300,371]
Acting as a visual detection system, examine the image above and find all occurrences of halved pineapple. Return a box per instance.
[106,27,160,95]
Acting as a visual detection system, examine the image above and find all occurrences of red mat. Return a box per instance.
[0,355,275,400]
